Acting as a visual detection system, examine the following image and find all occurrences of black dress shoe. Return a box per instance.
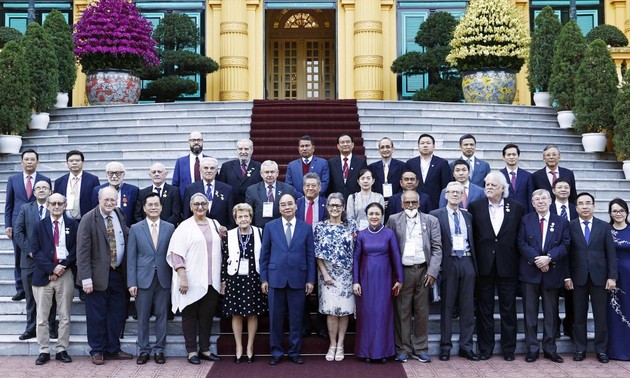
[234,355,243,364]
[379,358,387,364]
[597,353,609,363]
[503,352,515,361]
[19,331,36,340]
[291,356,304,364]
[12,292,25,301]
[269,356,282,365]
[199,352,220,361]
[302,328,312,338]
[525,352,538,362]
[543,352,564,363]
[478,352,492,360]
[439,351,450,361]
[188,355,200,365]
[55,351,72,363]
[459,349,479,361]
[154,353,165,364]
[574,351,585,361]
[35,353,50,365]
[247,354,255,363]
[137,353,149,364]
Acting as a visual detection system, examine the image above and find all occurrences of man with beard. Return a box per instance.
[218,139,263,204]
[172,131,207,200]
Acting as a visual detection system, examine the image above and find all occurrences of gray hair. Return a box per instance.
[531,188,551,199]
[261,160,278,171]
[303,172,321,185]
[484,171,509,199]
[189,192,208,205]
[200,157,219,167]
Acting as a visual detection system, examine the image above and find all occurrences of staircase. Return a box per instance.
[1,100,624,357]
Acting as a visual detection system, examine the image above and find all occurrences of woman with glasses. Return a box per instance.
[346,169,384,230]
[314,193,357,361]
[607,198,630,360]
[167,193,223,364]
[221,203,266,363]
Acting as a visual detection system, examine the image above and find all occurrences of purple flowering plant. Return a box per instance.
[73,0,159,74]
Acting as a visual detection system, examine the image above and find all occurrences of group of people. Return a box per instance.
[3,131,629,366]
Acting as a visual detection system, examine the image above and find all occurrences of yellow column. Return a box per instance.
[515,0,530,105]
[380,1,396,100]
[219,0,249,101]
[606,0,627,35]
[353,0,383,100]
[72,0,96,106]
[247,1,264,100]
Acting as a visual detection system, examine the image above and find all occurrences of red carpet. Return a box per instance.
[206,356,406,378]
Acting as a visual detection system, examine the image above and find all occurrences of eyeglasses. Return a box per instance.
[402,201,419,205]
[192,202,208,208]
[611,210,627,215]
[189,138,203,143]
[107,171,124,177]
[48,202,65,207]
[327,204,343,209]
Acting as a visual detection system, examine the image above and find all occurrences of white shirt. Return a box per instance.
[546,168,560,186]
[205,179,215,211]
[554,200,570,221]
[447,207,470,253]
[23,171,38,190]
[65,172,83,217]
[420,155,433,182]
[579,217,594,237]
[488,199,505,236]
[284,217,296,243]
[538,213,549,249]
[51,216,66,253]
[402,213,425,265]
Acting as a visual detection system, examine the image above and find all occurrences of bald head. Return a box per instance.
[149,162,167,186]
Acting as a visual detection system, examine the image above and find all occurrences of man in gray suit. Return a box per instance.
[386,190,442,363]
[430,182,478,361]
[128,192,175,365]
[565,192,617,363]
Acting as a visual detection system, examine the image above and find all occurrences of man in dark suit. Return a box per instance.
[14,181,56,341]
[468,171,524,361]
[431,182,478,362]
[500,143,534,213]
[327,134,367,199]
[134,162,181,225]
[91,161,139,228]
[438,159,485,209]
[183,157,235,228]
[450,134,491,188]
[405,134,450,212]
[385,170,431,222]
[218,138,263,204]
[368,137,405,199]
[54,150,101,220]
[31,193,78,365]
[517,189,570,363]
[532,145,577,204]
[4,149,51,301]
[171,131,206,199]
[78,186,133,365]
[260,193,316,365]
[245,160,295,228]
[285,135,330,196]
[127,192,175,365]
[565,192,618,363]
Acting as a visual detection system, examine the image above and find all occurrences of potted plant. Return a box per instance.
[549,20,586,129]
[21,22,58,130]
[73,0,159,105]
[574,39,618,152]
[586,24,628,47]
[527,6,562,107]
[613,70,630,178]
[44,9,77,108]
[445,0,529,104]
[0,26,22,49]
[0,41,31,153]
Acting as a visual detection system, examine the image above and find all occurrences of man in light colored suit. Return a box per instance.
[172,131,206,199]
[386,190,442,363]
[260,193,315,365]
[451,134,491,188]
[438,159,484,209]
[54,150,101,220]
[246,160,295,228]
[285,135,329,196]
[128,192,175,365]
[134,162,181,226]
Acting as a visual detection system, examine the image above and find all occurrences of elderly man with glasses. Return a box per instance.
[91,161,139,228]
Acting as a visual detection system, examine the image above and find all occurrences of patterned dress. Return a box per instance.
[607,226,630,360]
[314,219,357,316]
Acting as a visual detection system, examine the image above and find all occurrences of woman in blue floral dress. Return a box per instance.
[314,193,357,362]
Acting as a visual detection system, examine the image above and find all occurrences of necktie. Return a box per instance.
[467,158,473,180]
[53,220,59,264]
[452,211,463,258]
[342,158,349,181]
[194,157,201,182]
[510,171,516,191]
[151,222,158,250]
[241,162,247,178]
[383,162,389,183]
[39,204,45,219]
[305,200,314,225]
[107,216,117,269]
[550,170,557,185]
[583,221,590,244]
[462,186,468,208]
[267,185,274,202]
[206,183,213,201]
[155,187,162,197]
[560,204,568,221]
[540,218,545,244]
[285,222,292,246]
[70,176,80,218]
[25,175,33,198]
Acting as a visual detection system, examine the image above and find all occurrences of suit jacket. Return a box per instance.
[91,182,139,228]
[31,215,78,287]
[134,184,181,225]
[500,167,534,213]
[54,171,101,217]
[14,201,48,269]
[296,196,328,223]
[368,158,405,197]
[126,219,174,290]
[171,154,207,199]
[182,180,235,228]
[4,172,51,228]
[285,156,330,196]
[438,182,485,209]
[386,211,442,279]
[384,190,431,223]
[405,155,450,212]
[532,166,577,204]
[517,212,570,288]
[327,155,368,199]
[259,217,316,289]
[567,217,618,286]
[76,207,129,291]
[430,207,478,276]
[245,181,295,228]
[217,159,263,204]
[468,197,525,278]
[450,157,491,188]
[549,201,578,221]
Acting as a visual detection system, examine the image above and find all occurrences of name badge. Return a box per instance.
[56,246,69,260]
[65,194,75,210]
[452,235,465,251]
[262,202,274,218]
[403,240,417,257]
[238,259,249,275]
[382,183,393,198]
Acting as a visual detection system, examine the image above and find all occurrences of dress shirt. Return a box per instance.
[153,183,165,194]
[266,182,277,201]
[462,155,475,178]
[188,152,202,182]
[546,168,559,186]
[488,199,505,236]
[381,159,391,183]
[420,155,433,183]
[447,207,470,253]
[304,197,320,227]
[23,171,38,187]
[554,201,570,221]
[99,208,125,267]
[538,213,549,248]
[205,180,215,211]
[51,216,67,258]
[579,217,593,236]
[340,153,353,168]
[403,213,425,265]
[284,217,296,243]
[65,172,83,218]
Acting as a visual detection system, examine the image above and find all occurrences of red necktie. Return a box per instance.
[25,175,33,198]
[342,158,349,180]
[539,218,545,244]
[53,220,60,264]
[550,170,557,186]
[462,186,468,208]
[194,157,201,182]
[305,200,314,224]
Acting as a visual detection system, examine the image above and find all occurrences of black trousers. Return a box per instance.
[181,286,219,353]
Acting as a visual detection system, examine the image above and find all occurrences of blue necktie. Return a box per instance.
[206,184,213,201]
[560,204,568,221]
[583,221,590,244]
[453,211,463,258]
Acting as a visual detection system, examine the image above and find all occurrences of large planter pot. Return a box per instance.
[461,69,517,104]
[85,70,141,106]
[582,132,607,152]
[29,112,50,130]
[0,135,23,154]
[557,110,575,129]
[533,91,552,107]
[55,92,69,108]
[623,160,630,180]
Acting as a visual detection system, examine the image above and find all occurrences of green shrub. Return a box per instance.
[0,41,31,135]
[528,6,562,92]
[44,10,77,93]
[586,24,628,47]
[549,21,586,111]
[0,26,22,48]
[21,23,59,113]
[613,70,630,160]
